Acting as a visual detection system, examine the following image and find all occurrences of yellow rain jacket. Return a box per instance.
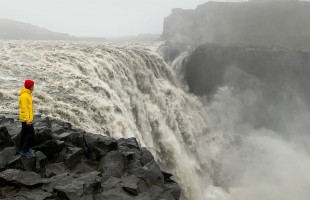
[19,87,34,123]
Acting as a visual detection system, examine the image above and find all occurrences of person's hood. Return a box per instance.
[20,87,32,95]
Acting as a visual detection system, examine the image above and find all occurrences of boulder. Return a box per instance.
[43,172,74,192]
[134,193,152,200]
[7,155,24,170]
[53,179,85,200]
[0,127,13,150]
[21,155,36,171]
[121,175,140,196]
[76,171,102,194]
[99,151,124,179]
[33,139,65,158]
[126,159,147,178]
[137,181,164,200]
[84,133,117,161]
[163,182,181,200]
[7,154,36,172]
[50,119,72,135]
[117,138,141,155]
[94,187,134,200]
[0,147,16,169]
[7,189,52,200]
[5,121,22,139]
[101,176,121,191]
[0,169,45,188]
[33,128,53,146]
[64,146,84,169]
[52,130,82,145]
[45,162,67,178]
[70,160,97,175]
[141,148,155,165]
[143,160,164,186]
[35,151,48,172]
[53,171,101,199]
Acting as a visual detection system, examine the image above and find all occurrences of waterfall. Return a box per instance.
[0,41,215,200]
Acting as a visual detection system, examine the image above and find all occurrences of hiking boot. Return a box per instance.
[20,149,34,157]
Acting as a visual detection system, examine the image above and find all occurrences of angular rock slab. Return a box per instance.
[0,147,16,169]
[33,139,65,158]
[35,151,48,172]
[94,187,134,200]
[53,171,101,200]
[0,127,13,150]
[101,176,121,191]
[64,146,84,169]
[99,151,124,179]
[8,154,36,172]
[76,171,102,194]
[121,175,140,196]
[5,189,52,200]
[53,179,85,200]
[0,169,45,188]
[45,162,67,178]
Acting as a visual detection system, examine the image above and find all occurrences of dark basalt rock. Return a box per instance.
[45,162,67,178]
[50,119,72,135]
[7,154,36,172]
[0,116,181,200]
[63,146,84,169]
[84,133,118,161]
[0,169,45,188]
[141,147,155,165]
[99,151,124,180]
[76,171,101,194]
[135,193,152,200]
[94,187,134,200]
[101,176,121,191]
[3,188,53,200]
[70,160,97,175]
[42,172,74,193]
[35,151,48,173]
[121,175,140,196]
[0,147,16,169]
[33,139,65,158]
[0,127,13,150]
[163,182,181,200]
[53,179,85,200]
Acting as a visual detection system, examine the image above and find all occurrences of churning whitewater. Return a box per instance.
[4,41,310,200]
[0,41,218,200]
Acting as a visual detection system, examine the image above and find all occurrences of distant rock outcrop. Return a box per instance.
[0,18,74,40]
[0,115,180,200]
[162,1,310,49]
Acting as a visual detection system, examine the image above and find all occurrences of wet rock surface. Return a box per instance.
[0,115,181,200]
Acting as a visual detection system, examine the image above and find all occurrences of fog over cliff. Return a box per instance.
[163,0,310,49]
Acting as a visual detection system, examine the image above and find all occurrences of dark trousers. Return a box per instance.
[19,122,35,152]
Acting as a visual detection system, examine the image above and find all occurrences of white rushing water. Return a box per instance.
[3,41,309,200]
[0,41,219,200]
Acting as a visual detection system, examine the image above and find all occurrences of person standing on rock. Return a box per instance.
[19,80,35,157]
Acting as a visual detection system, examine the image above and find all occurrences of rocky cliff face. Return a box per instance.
[184,44,310,131]
[0,115,180,200]
[162,1,310,49]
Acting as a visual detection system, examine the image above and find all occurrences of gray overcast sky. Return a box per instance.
[0,0,245,37]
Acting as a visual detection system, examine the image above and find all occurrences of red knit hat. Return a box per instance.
[24,80,35,89]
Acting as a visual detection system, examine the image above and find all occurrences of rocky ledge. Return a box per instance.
[0,115,180,200]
